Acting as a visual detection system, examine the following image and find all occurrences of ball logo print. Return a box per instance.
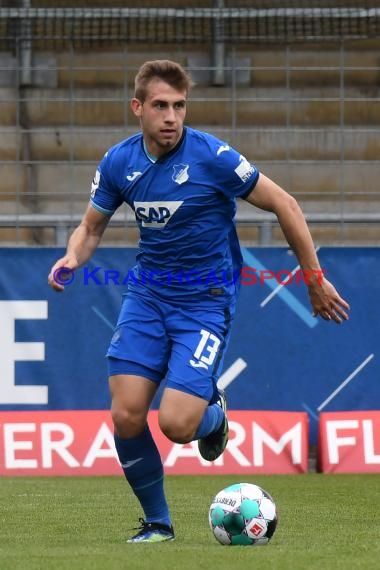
[249,521,265,537]
[209,482,278,546]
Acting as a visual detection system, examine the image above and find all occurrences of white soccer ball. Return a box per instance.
[208,482,278,546]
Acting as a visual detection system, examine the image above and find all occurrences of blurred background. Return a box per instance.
[1,0,379,247]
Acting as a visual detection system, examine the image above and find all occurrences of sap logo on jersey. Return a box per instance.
[134,201,183,228]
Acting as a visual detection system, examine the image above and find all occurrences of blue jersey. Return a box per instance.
[90,126,259,306]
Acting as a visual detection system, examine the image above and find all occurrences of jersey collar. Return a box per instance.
[142,127,186,164]
[142,140,157,163]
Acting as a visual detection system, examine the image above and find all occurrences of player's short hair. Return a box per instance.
[134,60,194,102]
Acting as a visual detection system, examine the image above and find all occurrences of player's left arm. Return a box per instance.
[245,173,350,324]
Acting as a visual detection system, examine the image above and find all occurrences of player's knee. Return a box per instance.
[159,415,195,444]
[111,406,146,439]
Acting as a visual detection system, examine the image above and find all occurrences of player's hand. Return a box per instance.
[48,255,78,292]
[308,277,350,324]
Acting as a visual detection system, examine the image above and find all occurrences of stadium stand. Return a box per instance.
[0,0,379,244]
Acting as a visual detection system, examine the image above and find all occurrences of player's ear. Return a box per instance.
[131,98,143,118]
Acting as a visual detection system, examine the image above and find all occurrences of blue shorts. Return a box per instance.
[107,291,235,402]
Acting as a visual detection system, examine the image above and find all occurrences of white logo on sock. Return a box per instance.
[121,458,144,469]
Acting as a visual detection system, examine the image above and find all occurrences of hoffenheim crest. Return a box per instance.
[172,164,189,185]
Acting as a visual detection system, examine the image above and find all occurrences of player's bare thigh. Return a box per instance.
[158,387,209,444]
[109,374,158,438]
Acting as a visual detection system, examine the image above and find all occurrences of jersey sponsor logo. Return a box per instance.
[235,155,255,182]
[172,164,189,185]
[90,169,100,197]
[134,201,183,228]
[126,171,142,181]
[216,144,230,155]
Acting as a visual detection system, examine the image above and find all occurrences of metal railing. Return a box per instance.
[1,212,379,247]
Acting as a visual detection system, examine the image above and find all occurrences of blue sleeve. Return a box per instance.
[90,149,124,215]
[204,136,259,199]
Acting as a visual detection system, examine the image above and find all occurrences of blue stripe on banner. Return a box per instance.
[302,402,319,422]
[91,305,115,330]
[241,248,318,328]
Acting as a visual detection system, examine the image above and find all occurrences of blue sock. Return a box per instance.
[194,403,224,439]
[114,425,171,527]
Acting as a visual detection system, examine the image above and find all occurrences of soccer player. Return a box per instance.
[48,60,349,543]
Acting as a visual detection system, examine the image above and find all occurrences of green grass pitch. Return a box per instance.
[1,474,379,570]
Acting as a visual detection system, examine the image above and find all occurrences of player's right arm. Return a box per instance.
[48,203,110,292]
